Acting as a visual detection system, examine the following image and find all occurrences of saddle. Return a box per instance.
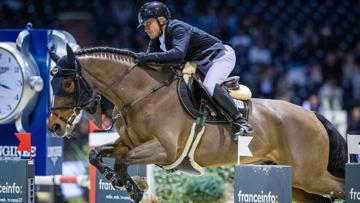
[177,62,252,123]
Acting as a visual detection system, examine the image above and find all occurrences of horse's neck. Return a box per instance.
[78,55,159,107]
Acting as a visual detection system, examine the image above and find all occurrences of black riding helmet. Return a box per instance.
[137,1,171,28]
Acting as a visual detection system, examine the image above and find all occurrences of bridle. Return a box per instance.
[49,59,100,128]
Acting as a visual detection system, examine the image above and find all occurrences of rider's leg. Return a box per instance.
[202,45,253,139]
[213,84,254,138]
[202,45,235,96]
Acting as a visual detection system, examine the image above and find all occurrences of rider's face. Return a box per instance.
[144,18,161,39]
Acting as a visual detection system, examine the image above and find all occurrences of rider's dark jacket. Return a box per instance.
[143,19,225,64]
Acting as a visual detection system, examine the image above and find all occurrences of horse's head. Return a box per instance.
[47,45,95,137]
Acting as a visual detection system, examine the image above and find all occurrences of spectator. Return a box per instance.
[248,38,271,65]
[318,77,343,111]
[229,28,251,49]
[255,65,276,98]
[322,52,342,84]
[302,94,322,112]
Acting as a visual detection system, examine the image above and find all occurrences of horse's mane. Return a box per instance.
[75,47,174,81]
[75,47,136,65]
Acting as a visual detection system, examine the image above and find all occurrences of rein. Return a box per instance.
[111,66,181,133]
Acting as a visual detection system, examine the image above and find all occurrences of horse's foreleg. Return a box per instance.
[114,159,144,202]
[111,139,170,203]
[89,145,123,188]
[122,139,170,165]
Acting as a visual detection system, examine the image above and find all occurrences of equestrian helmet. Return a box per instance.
[137,1,171,28]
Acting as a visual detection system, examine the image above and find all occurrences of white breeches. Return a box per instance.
[202,45,236,96]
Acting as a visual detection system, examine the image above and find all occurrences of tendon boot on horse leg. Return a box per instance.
[114,160,143,203]
[213,84,253,140]
[89,146,123,188]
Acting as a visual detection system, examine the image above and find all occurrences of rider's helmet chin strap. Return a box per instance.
[156,18,166,36]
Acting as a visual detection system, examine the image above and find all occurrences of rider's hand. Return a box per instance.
[134,52,147,66]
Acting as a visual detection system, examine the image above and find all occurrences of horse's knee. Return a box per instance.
[89,149,99,165]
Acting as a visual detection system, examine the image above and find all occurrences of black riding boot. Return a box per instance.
[213,84,254,140]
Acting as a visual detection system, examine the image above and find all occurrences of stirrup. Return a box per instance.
[241,124,254,134]
[233,128,245,141]
[233,122,254,135]
[237,118,254,132]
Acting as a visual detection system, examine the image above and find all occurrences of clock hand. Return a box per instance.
[0,67,9,74]
[0,83,11,90]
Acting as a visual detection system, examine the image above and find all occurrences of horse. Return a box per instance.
[47,45,347,202]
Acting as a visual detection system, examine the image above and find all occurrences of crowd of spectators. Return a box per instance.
[1,0,359,135]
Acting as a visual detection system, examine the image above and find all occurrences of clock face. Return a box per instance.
[0,48,24,120]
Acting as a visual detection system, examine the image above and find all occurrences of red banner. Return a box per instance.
[15,133,32,160]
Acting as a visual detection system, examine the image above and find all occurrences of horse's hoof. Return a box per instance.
[130,191,144,203]
[111,177,124,190]
[132,176,149,191]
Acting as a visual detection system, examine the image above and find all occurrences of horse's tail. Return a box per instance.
[314,112,347,178]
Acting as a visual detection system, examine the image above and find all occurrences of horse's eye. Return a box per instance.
[64,81,72,88]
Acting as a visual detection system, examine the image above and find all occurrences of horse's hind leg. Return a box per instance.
[303,172,344,198]
[283,118,346,199]
[290,150,345,199]
[292,187,331,203]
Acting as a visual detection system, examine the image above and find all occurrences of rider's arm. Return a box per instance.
[146,39,160,53]
[142,24,191,64]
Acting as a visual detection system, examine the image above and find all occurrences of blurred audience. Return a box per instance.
[2,0,359,133]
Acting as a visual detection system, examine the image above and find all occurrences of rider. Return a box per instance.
[135,1,253,139]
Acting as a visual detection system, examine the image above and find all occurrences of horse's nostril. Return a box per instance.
[53,123,61,132]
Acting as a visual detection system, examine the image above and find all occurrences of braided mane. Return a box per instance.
[75,47,136,64]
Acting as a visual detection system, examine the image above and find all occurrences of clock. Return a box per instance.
[0,44,25,120]
[0,28,43,132]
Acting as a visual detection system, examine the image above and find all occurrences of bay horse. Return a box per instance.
[47,45,347,202]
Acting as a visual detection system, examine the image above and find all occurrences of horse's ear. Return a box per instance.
[66,44,75,64]
[48,49,60,63]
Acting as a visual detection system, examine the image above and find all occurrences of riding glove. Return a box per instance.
[135,52,148,66]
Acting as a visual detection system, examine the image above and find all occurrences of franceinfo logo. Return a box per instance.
[98,179,116,191]
[237,190,278,203]
[0,182,23,194]
[350,188,360,200]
